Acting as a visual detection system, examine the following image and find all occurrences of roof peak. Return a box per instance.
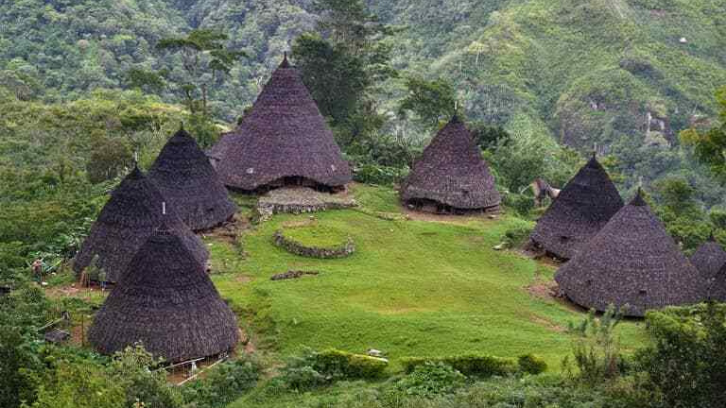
[586,153,602,169]
[279,52,291,68]
[128,165,144,180]
[630,188,647,207]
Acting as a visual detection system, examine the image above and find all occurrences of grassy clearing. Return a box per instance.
[280,221,351,248]
[209,184,646,373]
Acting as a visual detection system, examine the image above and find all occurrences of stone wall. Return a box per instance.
[273,231,355,259]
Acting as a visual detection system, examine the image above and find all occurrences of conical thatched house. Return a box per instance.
[690,236,726,281]
[88,223,239,362]
[148,127,237,231]
[530,155,623,260]
[209,55,351,192]
[555,190,706,317]
[400,116,500,213]
[73,167,208,282]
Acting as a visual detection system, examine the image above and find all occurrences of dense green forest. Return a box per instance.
[2,0,726,407]
[2,0,726,200]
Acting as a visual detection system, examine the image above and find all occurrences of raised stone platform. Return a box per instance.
[256,186,357,220]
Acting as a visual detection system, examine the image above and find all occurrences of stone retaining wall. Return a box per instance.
[273,230,355,259]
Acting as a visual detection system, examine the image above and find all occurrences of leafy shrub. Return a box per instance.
[393,362,465,398]
[181,356,261,408]
[635,304,726,408]
[400,355,516,378]
[280,348,388,390]
[353,163,409,186]
[314,349,388,379]
[502,223,533,249]
[503,192,535,216]
[518,354,548,375]
[565,306,625,385]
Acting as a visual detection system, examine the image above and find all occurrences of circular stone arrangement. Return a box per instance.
[273,229,355,259]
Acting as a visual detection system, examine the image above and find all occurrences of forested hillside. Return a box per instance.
[2,0,725,201]
[3,0,725,134]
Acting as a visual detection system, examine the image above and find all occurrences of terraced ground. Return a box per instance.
[206,184,646,372]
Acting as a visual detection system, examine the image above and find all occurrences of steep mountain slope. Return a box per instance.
[383,0,726,150]
[1,0,725,155]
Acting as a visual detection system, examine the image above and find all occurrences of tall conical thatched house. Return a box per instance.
[88,223,239,362]
[209,55,351,192]
[530,155,623,260]
[73,167,208,282]
[555,190,706,317]
[148,127,237,231]
[400,116,501,213]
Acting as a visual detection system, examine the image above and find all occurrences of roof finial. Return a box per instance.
[280,51,290,68]
[592,143,597,159]
[451,101,460,123]
[630,186,646,206]
[180,121,185,131]
[133,150,139,167]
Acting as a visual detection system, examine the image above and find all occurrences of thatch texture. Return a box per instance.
[88,223,239,362]
[690,236,726,282]
[209,56,351,191]
[73,167,208,282]
[400,116,500,211]
[555,191,706,317]
[711,266,726,302]
[530,155,623,260]
[148,128,237,231]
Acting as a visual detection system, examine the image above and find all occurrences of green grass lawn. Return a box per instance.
[279,221,351,248]
[207,184,645,373]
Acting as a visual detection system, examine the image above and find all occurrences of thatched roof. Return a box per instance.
[73,167,208,282]
[88,223,239,362]
[400,116,501,210]
[711,265,726,302]
[690,236,726,282]
[148,127,237,231]
[209,55,351,191]
[530,155,623,260]
[555,190,706,317]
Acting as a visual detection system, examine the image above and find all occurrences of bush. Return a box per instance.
[314,349,388,380]
[503,192,535,216]
[518,354,548,375]
[502,223,534,249]
[393,362,465,398]
[280,348,388,390]
[353,163,409,186]
[400,355,516,378]
[181,356,261,408]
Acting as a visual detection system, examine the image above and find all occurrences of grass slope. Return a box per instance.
[207,185,645,371]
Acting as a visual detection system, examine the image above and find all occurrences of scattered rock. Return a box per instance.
[367,348,385,358]
[270,270,320,281]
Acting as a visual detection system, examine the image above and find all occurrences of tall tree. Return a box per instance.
[292,0,396,147]
[397,76,458,131]
[681,87,726,181]
[156,29,246,117]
